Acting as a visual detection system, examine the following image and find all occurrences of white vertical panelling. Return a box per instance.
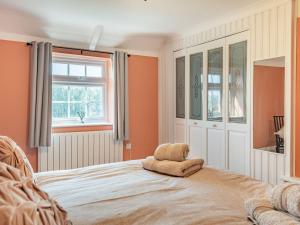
[277,4,286,57]
[254,150,262,180]
[83,133,89,167]
[94,133,100,165]
[104,132,110,163]
[262,10,270,59]
[38,131,123,172]
[269,7,278,57]
[255,13,263,60]
[100,133,105,164]
[77,134,84,168]
[88,133,94,166]
[47,138,54,171]
[65,135,72,170]
[53,136,60,170]
[269,153,277,185]
[261,151,269,183]
[252,149,286,184]
[71,134,78,169]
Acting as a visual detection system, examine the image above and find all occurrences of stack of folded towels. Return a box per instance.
[142,143,204,177]
[245,183,300,225]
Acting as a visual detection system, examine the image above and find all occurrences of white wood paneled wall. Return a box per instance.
[38,131,123,172]
[251,149,286,185]
[158,0,293,184]
[158,43,175,144]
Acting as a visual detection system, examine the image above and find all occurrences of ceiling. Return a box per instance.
[0,0,264,52]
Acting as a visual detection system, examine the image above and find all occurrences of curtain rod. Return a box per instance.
[26,42,125,56]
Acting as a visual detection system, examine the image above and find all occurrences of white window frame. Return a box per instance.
[52,53,109,127]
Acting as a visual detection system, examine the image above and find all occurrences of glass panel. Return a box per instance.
[70,103,85,118]
[87,86,104,117]
[52,103,68,118]
[70,86,86,101]
[86,65,103,77]
[228,41,247,123]
[69,64,85,76]
[52,85,68,101]
[190,52,203,120]
[176,57,185,118]
[207,47,223,121]
[52,63,68,76]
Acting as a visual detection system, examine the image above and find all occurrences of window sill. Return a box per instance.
[52,123,113,133]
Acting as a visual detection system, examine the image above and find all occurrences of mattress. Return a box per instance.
[35,160,270,225]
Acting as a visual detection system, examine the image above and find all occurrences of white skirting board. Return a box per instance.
[251,149,286,185]
[38,131,123,172]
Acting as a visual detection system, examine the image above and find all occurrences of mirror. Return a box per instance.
[253,57,285,153]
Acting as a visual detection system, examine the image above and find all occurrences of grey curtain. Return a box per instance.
[28,42,53,148]
[113,51,129,141]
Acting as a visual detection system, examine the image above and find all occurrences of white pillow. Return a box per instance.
[274,126,284,139]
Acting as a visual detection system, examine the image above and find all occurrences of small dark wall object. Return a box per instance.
[273,116,284,153]
[77,111,85,124]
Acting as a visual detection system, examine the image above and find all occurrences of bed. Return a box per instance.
[34,160,270,225]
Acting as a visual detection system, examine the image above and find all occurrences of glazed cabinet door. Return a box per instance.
[187,46,206,159]
[226,31,250,175]
[174,49,187,143]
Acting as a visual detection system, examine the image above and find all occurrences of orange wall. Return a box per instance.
[0,40,158,170]
[253,65,285,149]
[124,55,158,160]
[0,40,38,171]
[295,18,300,176]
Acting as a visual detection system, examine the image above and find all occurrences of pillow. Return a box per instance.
[274,126,284,139]
[0,162,71,225]
[0,136,34,178]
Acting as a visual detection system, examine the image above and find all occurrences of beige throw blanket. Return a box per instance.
[142,156,204,177]
[271,183,300,218]
[245,198,300,225]
[0,162,70,225]
[154,143,189,162]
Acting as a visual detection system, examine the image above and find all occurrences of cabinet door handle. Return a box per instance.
[213,124,217,128]
[193,122,197,125]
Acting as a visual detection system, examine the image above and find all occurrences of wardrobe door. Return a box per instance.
[175,50,187,143]
[226,32,250,176]
[188,50,206,159]
[176,56,186,119]
[190,52,203,121]
[205,39,226,169]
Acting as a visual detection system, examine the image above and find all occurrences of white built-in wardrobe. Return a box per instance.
[159,0,293,184]
[174,32,251,175]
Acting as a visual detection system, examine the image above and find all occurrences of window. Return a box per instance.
[52,53,111,126]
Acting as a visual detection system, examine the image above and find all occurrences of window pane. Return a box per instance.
[53,85,68,101]
[70,103,86,118]
[207,47,223,121]
[88,102,102,117]
[70,86,86,101]
[69,64,85,76]
[87,86,103,117]
[190,52,203,120]
[52,103,68,118]
[229,41,247,123]
[176,57,185,118]
[52,63,68,76]
[87,86,102,102]
[86,65,103,77]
